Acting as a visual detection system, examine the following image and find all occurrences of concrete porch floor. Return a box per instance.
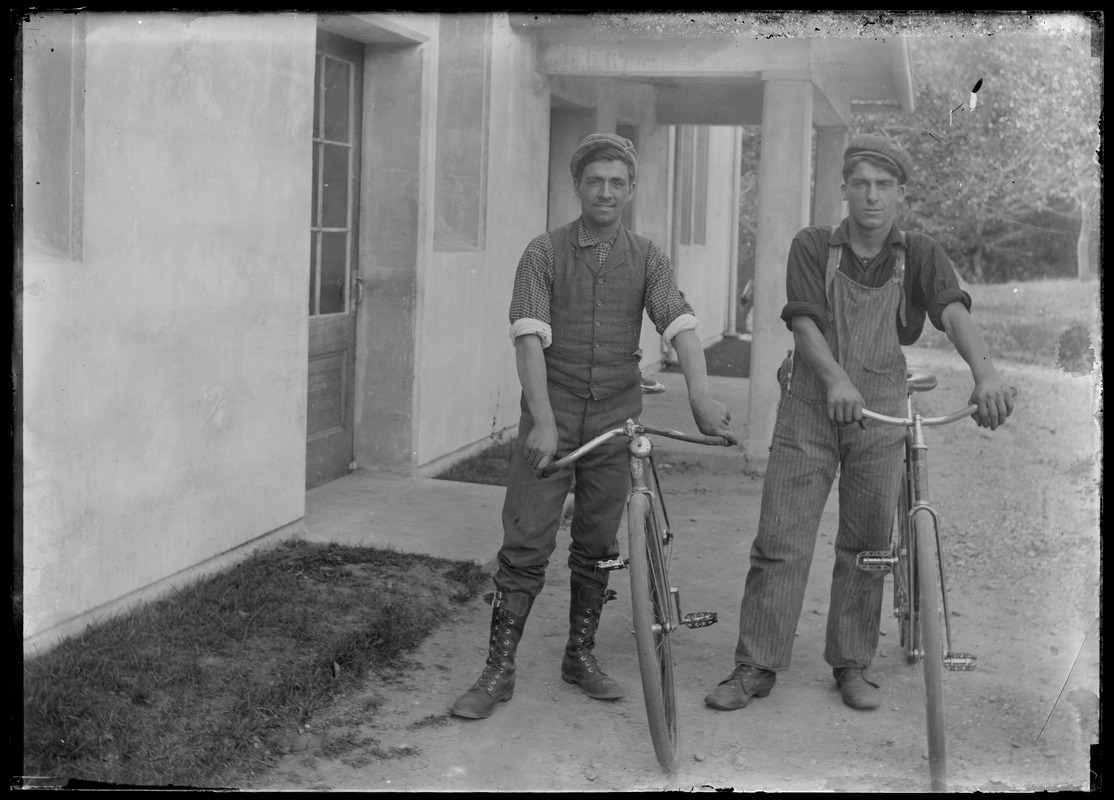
[300,372,754,567]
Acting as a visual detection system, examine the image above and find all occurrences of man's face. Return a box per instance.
[842,161,905,233]
[574,159,634,230]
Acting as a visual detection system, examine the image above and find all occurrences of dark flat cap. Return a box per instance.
[844,134,913,184]
[570,133,638,180]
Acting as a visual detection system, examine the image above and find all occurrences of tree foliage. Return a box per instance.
[857,20,1101,282]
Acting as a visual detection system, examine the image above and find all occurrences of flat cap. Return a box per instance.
[569,133,638,180]
[844,134,913,184]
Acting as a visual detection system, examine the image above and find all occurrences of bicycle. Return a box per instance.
[856,366,1014,793]
[542,379,731,772]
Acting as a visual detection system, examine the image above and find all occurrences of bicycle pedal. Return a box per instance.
[682,611,717,628]
[855,551,896,572]
[944,652,977,671]
[594,557,628,572]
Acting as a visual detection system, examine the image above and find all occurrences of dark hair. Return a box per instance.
[842,154,905,185]
[574,147,636,184]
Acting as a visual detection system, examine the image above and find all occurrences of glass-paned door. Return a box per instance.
[306,30,363,489]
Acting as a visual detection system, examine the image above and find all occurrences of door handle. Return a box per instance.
[354,275,365,306]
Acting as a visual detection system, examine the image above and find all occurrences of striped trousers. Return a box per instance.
[495,381,642,597]
[734,389,905,671]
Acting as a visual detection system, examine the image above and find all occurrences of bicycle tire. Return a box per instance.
[914,510,947,792]
[627,491,680,772]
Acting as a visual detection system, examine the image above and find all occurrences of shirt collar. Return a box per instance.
[577,218,623,248]
[832,218,902,247]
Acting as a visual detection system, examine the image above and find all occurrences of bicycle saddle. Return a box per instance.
[906,367,938,394]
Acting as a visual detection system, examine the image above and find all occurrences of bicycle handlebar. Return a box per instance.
[862,387,1017,428]
[540,423,731,477]
[861,405,978,428]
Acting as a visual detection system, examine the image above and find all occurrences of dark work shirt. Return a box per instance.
[781,219,971,346]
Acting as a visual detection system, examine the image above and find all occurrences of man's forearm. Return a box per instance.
[671,329,711,401]
[941,302,1000,383]
[514,334,555,427]
[791,316,849,390]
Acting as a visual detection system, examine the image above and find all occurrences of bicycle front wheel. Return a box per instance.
[893,464,916,661]
[627,491,680,772]
[914,510,947,792]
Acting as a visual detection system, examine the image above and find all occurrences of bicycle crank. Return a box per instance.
[944,652,977,671]
[670,588,718,628]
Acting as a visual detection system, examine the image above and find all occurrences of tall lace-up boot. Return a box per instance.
[450,589,535,719]
[560,579,625,699]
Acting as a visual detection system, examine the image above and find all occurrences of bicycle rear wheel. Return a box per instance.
[914,510,947,792]
[627,491,680,772]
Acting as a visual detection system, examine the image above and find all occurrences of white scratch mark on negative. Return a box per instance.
[198,386,226,428]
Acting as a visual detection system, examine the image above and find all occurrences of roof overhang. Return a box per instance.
[511,13,915,127]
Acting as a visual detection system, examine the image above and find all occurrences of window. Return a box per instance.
[433,14,491,252]
[21,13,85,260]
[309,40,360,316]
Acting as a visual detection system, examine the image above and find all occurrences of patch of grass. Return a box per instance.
[22,540,489,789]
[916,278,1100,369]
[434,439,513,487]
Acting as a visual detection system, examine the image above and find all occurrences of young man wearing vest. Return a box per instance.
[452,133,737,720]
[704,134,1015,713]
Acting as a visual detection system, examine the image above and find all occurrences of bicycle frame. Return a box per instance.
[857,369,999,793]
[543,414,727,772]
[859,391,977,670]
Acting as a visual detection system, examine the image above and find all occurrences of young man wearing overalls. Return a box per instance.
[705,134,1015,712]
[452,133,737,720]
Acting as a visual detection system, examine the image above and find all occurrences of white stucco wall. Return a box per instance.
[415,17,550,470]
[22,13,316,647]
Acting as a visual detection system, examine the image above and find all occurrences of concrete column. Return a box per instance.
[746,80,813,473]
[632,124,670,245]
[548,108,592,228]
[592,84,618,134]
[813,127,848,229]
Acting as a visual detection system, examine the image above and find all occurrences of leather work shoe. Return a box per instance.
[704,664,776,710]
[834,667,881,710]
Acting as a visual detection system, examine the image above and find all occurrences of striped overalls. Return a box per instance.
[734,232,910,671]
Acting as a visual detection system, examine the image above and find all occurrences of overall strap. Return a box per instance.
[824,226,842,322]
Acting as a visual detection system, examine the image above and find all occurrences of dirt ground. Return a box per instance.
[251,345,1100,793]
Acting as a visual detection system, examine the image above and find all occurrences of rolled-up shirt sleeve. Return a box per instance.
[912,234,971,332]
[781,228,829,332]
[508,234,555,347]
[644,241,699,342]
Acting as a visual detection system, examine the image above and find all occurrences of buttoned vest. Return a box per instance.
[544,221,649,400]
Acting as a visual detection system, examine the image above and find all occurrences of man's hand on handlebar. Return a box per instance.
[827,377,866,429]
[523,421,558,479]
[969,380,1016,431]
[690,395,738,446]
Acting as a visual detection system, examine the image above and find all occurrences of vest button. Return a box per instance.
[594,321,601,327]
[596,300,602,307]
[597,278,604,284]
